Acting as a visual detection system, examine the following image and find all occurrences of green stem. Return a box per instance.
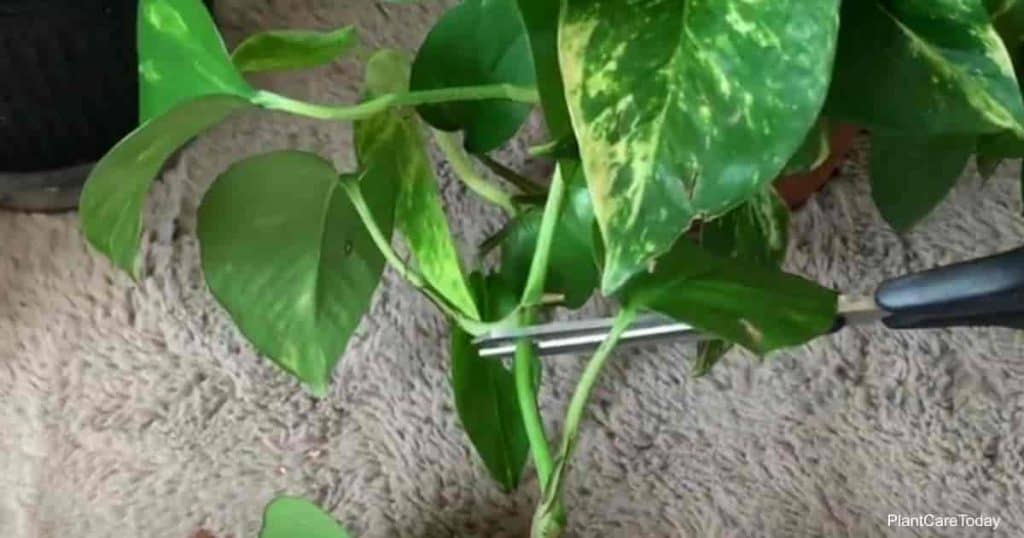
[514,311,554,488]
[520,164,567,306]
[532,307,638,538]
[433,130,517,214]
[477,154,546,195]
[254,83,538,122]
[340,179,484,331]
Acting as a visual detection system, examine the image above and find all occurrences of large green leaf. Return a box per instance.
[197,151,398,396]
[82,0,259,275]
[356,51,479,319]
[559,0,840,294]
[696,187,790,374]
[259,497,352,538]
[138,0,255,121]
[828,0,1024,136]
[80,95,251,277]
[410,0,536,153]
[499,168,599,309]
[870,135,974,231]
[231,26,358,73]
[623,238,837,354]
[515,0,572,142]
[450,273,531,491]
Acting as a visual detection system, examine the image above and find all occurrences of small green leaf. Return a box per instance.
[198,151,398,396]
[782,120,831,176]
[357,51,479,320]
[259,497,352,538]
[700,186,790,269]
[450,273,531,491]
[231,26,358,73]
[499,168,598,309]
[869,134,974,231]
[828,0,1024,136]
[80,95,251,277]
[410,0,536,153]
[623,238,837,354]
[138,0,255,121]
[560,0,841,293]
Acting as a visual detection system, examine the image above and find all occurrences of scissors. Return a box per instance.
[473,246,1024,359]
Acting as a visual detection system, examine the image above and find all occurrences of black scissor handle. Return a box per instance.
[875,246,1024,330]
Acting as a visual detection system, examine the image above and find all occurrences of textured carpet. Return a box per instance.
[4,1,1024,537]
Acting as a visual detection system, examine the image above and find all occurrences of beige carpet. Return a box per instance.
[4,1,1024,537]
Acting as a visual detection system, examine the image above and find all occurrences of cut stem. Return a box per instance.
[433,130,517,214]
[254,83,539,122]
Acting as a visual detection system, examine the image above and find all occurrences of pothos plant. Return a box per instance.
[80,0,1024,535]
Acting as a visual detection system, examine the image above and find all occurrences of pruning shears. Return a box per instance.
[473,246,1024,359]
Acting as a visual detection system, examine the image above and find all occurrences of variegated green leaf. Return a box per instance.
[231,25,357,73]
[977,1,1024,161]
[696,186,790,374]
[828,0,1024,136]
[623,238,837,355]
[82,0,258,276]
[356,51,479,320]
[559,0,840,293]
[138,0,255,122]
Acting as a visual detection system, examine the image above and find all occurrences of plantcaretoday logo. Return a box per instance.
[887,513,1001,530]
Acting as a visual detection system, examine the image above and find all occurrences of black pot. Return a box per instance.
[0,0,139,210]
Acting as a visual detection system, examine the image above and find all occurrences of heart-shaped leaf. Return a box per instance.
[232,26,358,73]
[260,497,352,538]
[450,273,531,491]
[81,0,259,276]
[559,0,841,293]
[410,0,536,153]
[356,51,479,319]
[79,95,251,277]
[198,151,398,396]
[870,134,974,231]
[828,0,1024,136]
[623,238,836,355]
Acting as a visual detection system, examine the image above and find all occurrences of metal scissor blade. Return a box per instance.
[473,295,886,359]
[475,314,703,358]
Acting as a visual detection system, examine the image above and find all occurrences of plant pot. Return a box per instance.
[774,123,859,209]
[0,0,139,211]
